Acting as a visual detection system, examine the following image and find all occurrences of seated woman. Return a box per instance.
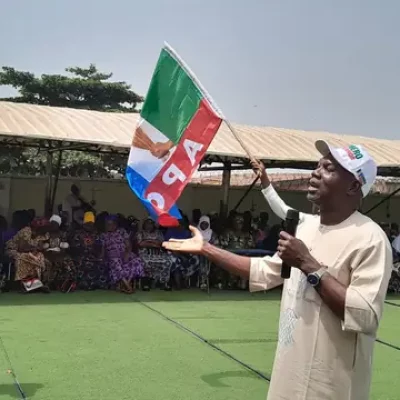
[388,266,400,293]
[196,215,218,290]
[165,220,200,289]
[217,214,255,289]
[137,218,173,291]
[101,215,144,294]
[126,215,140,254]
[387,243,400,293]
[262,224,281,253]
[44,214,73,289]
[220,214,255,250]
[254,212,270,249]
[0,216,8,287]
[70,212,109,291]
[6,217,50,292]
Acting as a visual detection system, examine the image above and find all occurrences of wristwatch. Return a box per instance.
[307,266,328,287]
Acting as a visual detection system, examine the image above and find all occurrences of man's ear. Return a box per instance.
[348,179,362,196]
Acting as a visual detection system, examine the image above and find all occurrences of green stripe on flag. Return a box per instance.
[141,48,203,145]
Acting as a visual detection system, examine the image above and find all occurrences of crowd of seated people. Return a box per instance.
[3,206,400,295]
[0,206,283,294]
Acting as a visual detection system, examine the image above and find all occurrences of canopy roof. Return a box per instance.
[1,101,399,175]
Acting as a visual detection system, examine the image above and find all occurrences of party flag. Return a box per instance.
[126,43,223,225]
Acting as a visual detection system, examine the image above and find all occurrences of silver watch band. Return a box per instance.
[315,266,328,279]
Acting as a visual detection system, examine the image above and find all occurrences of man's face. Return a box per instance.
[307,154,359,207]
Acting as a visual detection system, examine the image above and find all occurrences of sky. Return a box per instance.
[1,0,399,139]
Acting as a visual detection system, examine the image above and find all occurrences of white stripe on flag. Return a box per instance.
[128,119,175,182]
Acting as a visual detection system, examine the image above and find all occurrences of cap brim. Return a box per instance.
[315,140,332,157]
[315,139,351,174]
[315,140,370,198]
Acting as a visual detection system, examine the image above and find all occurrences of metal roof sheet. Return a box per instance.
[0,101,399,169]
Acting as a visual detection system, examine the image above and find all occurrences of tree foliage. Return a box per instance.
[0,64,143,112]
[0,64,142,175]
[0,147,126,178]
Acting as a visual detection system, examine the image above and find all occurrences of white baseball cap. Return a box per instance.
[315,140,377,198]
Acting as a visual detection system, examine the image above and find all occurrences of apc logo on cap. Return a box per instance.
[356,168,367,185]
[345,145,363,160]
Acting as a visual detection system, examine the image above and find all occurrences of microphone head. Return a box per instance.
[286,209,300,221]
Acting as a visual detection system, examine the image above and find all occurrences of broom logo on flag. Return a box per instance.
[126,43,224,225]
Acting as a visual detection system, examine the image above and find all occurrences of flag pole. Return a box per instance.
[164,42,256,162]
[224,119,256,161]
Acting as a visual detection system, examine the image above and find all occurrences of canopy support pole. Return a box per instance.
[232,176,260,212]
[44,150,53,217]
[364,188,400,215]
[220,162,231,219]
[50,150,63,214]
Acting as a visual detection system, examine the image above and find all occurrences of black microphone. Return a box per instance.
[281,209,300,279]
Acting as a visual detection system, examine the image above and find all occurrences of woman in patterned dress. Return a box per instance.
[137,218,173,291]
[216,214,255,289]
[101,215,144,294]
[387,246,400,293]
[165,221,200,289]
[197,215,218,290]
[70,212,109,290]
[43,214,74,289]
[6,217,50,290]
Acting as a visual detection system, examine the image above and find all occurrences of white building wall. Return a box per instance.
[1,176,397,225]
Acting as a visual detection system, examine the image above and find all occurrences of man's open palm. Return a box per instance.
[162,226,204,254]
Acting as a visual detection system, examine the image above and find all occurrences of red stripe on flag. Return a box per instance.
[144,99,222,215]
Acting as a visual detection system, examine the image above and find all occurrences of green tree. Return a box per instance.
[0,64,142,175]
[0,63,143,112]
[0,146,127,178]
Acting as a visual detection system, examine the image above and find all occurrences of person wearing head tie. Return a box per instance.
[6,217,50,291]
[101,215,144,294]
[163,141,392,400]
[69,211,109,291]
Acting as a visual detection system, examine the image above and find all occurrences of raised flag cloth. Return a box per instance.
[126,43,223,225]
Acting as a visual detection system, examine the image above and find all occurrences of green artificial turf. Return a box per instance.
[0,290,399,399]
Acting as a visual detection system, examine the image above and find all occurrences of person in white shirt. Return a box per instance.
[163,140,392,400]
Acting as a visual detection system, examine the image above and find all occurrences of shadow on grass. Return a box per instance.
[0,288,283,306]
[201,370,268,387]
[0,383,44,398]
